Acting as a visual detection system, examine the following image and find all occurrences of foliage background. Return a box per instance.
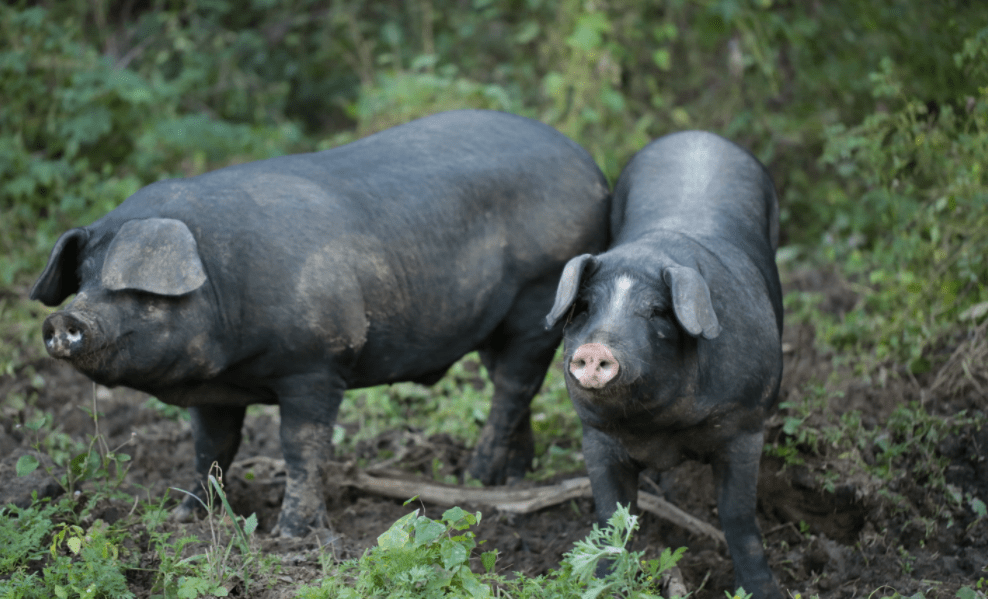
[3,0,988,377]
[2,1,988,597]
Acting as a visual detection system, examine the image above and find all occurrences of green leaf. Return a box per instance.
[15,454,39,477]
[956,586,982,599]
[442,505,468,521]
[542,71,566,99]
[414,518,445,546]
[515,21,540,44]
[481,549,498,573]
[456,565,490,598]
[566,13,611,52]
[970,497,987,519]
[243,513,258,536]
[444,506,480,531]
[782,416,803,436]
[377,510,417,549]
[652,48,671,71]
[440,540,469,570]
[69,452,89,478]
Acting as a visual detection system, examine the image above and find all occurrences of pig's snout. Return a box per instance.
[42,312,91,359]
[569,343,619,389]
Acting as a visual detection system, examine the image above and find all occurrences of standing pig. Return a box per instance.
[31,109,610,537]
[545,131,783,598]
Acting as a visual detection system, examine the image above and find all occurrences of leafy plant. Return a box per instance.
[300,502,685,598]
[0,502,60,574]
[810,33,988,373]
[168,464,263,597]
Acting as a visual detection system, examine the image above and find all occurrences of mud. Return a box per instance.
[1,268,986,598]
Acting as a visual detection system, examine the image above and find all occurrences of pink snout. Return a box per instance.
[569,343,619,389]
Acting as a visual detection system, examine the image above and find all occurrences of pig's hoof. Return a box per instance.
[737,578,784,599]
[170,502,197,523]
[466,445,529,486]
[273,505,330,539]
[170,493,208,522]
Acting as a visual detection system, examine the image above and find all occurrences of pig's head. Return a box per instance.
[545,252,720,412]
[30,218,214,390]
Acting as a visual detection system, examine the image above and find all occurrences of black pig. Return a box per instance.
[545,131,783,598]
[32,110,610,537]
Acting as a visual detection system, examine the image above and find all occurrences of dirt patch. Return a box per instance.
[1,270,986,598]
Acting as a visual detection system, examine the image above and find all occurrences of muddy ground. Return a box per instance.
[1,270,986,598]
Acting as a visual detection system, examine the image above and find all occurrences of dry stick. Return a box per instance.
[231,458,727,547]
[348,468,727,547]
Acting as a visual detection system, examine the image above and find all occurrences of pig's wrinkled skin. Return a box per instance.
[32,109,610,538]
[546,131,784,599]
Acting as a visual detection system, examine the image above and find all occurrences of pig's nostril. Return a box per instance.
[599,360,610,369]
[67,327,77,335]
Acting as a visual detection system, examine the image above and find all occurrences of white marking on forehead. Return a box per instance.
[609,275,636,309]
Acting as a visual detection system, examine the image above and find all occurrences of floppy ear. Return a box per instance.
[30,228,90,306]
[101,218,207,296]
[545,254,597,330]
[663,265,721,339]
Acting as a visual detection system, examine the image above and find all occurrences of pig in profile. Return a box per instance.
[546,131,784,599]
[32,109,610,537]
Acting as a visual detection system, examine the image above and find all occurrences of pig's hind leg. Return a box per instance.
[271,372,345,538]
[712,429,783,599]
[172,405,246,521]
[468,281,561,485]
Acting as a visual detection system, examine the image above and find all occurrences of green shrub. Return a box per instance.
[299,502,685,598]
[816,34,988,370]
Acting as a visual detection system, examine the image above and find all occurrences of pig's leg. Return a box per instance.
[468,282,561,484]
[582,425,641,576]
[712,429,782,599]
[173,405,247,520]
[272,372,344,537]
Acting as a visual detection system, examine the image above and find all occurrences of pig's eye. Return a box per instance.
[648,306,670,320]
[649,310,677,339]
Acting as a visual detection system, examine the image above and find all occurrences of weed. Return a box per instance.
[168,463,263,596]
[141,502,206,599]
[0,502,59,573]
[299,502,685,598]
[0,501,135,599]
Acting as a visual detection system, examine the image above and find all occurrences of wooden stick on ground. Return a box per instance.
[230,457,726,547]
[347,468,726,547]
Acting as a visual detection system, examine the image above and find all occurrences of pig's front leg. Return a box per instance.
[582,425,641,577]
[173,405,246,521]
[712,429,782,599]
[273,372,344,538]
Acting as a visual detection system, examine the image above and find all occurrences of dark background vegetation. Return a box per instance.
[2,1,988,598]
[3,0,988,373]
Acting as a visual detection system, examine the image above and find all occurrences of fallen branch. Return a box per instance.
[637,490,725,546]
[350,468,592,513]
[231,457,726,547]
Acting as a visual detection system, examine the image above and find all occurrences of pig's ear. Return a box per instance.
[663,266,721,339]
[30,228,90,306]
[102,218,207,296]
[545,254,597,330]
